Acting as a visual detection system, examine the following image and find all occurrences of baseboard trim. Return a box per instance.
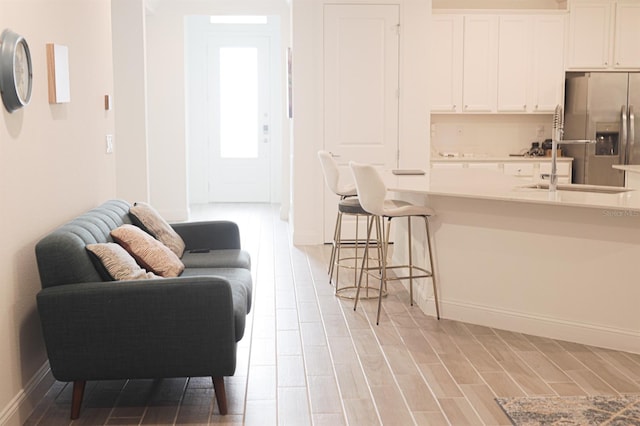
[0,362,54,426]
[417,298,640,354]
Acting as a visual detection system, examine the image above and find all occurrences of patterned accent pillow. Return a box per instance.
[86,243,159,281]
[111,225,185,278]
[129,202,185,258]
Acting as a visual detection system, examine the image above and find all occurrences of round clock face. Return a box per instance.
[14,40,30,101]
[0,29,33,113]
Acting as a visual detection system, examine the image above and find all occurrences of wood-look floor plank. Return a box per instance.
[395,373,441,412]
[333,362,371,400]
[370,385,415,425]
[342,397,381,425]
[438,397,484,426]
[459,384,512,425]
[417,363,465,398]
[278,387,312,425]
[514,350,572,383]
[174,387,213,425]
[307,375,343,414]
[478,371,526,398]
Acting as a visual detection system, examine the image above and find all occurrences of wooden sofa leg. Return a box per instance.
[70,380,86,419]
[212,377,228,415]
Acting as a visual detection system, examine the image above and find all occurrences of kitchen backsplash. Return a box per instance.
[430,114,553,158]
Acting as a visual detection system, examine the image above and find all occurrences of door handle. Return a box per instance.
[621,105,628,164]
[629,105,635,164]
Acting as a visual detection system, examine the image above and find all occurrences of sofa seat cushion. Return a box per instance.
[181,249,251,270]
[180,267,252,342]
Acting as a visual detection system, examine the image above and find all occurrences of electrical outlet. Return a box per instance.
[106,135,114,154]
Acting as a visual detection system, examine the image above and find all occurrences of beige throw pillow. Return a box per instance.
[86,243,159,281]
[129,202,185,258]
[111,224,185,278]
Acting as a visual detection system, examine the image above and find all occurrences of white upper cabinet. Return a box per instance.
[613,1,640,68]
[497,15,565,113]
[430,15,463,112]
[497,16,532,112]
[530,15,566,112]
[568,0,640,70]
[430,12,566,114]
[567,1,611,69]
[462,15,498,112]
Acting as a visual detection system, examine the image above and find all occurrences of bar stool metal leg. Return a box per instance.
[424,216,440,320]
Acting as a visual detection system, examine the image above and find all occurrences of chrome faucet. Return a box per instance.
[545,105,596,192]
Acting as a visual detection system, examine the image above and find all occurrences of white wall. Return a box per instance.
[112,0,151,204]
[0,1,115,423]
[290,0,432,245]
[144,0,291,221]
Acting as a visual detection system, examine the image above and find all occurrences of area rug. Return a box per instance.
[495,395,640,425]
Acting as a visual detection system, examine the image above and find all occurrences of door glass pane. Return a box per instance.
[219,47,258,158]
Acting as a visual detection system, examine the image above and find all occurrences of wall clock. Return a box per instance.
[0,29,33,113]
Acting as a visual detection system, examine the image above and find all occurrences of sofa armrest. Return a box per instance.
[171,221,241,250]
[37,277,238,382]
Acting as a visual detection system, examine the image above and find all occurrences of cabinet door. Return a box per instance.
[613,1,640,68]
[430,15,463,112]
[567,1,611,69]
[531,15,566,112]
[504,162,534,178]
[497,15,531,112]
[462,15,498,112]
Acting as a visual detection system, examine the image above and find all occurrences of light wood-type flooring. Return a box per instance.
[25,203,640,425]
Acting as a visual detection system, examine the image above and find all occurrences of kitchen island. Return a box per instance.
[613,164,640,190]
[386,168,640,354]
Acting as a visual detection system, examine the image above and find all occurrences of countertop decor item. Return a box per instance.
[0,28,33,112]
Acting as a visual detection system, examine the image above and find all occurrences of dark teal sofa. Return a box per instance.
[34,199,252,419]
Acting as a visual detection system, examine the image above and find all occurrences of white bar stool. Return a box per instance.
[318,151,382,298]
[349,161,440,324]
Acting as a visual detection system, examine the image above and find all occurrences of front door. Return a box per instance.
[207,36,271,202]
[322,4,400,241]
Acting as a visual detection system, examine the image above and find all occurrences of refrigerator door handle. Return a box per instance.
[621,105,628,164]
[629,105,635,165]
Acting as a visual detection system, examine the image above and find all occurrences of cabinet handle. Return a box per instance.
[452,105,456,111]
[464,105,468,109]
[604,61,608,66]
[535,104,539,110]
[523,104,527,110]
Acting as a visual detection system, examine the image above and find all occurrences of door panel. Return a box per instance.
[323,4,400,242]
[207,36,270,202]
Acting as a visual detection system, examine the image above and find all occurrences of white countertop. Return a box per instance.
[432,156,573,162]
[613,164,640,174]
[385,168,640,213]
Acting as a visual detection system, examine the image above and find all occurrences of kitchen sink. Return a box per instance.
[520,183,633,194]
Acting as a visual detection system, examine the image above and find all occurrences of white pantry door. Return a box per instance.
[323,4,400,242]
[207,36,271,202]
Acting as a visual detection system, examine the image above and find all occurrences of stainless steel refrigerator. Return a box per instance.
[563,72,640,187]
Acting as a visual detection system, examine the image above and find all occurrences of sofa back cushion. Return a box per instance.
[35,200,132,288]
[111,225,184,277]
